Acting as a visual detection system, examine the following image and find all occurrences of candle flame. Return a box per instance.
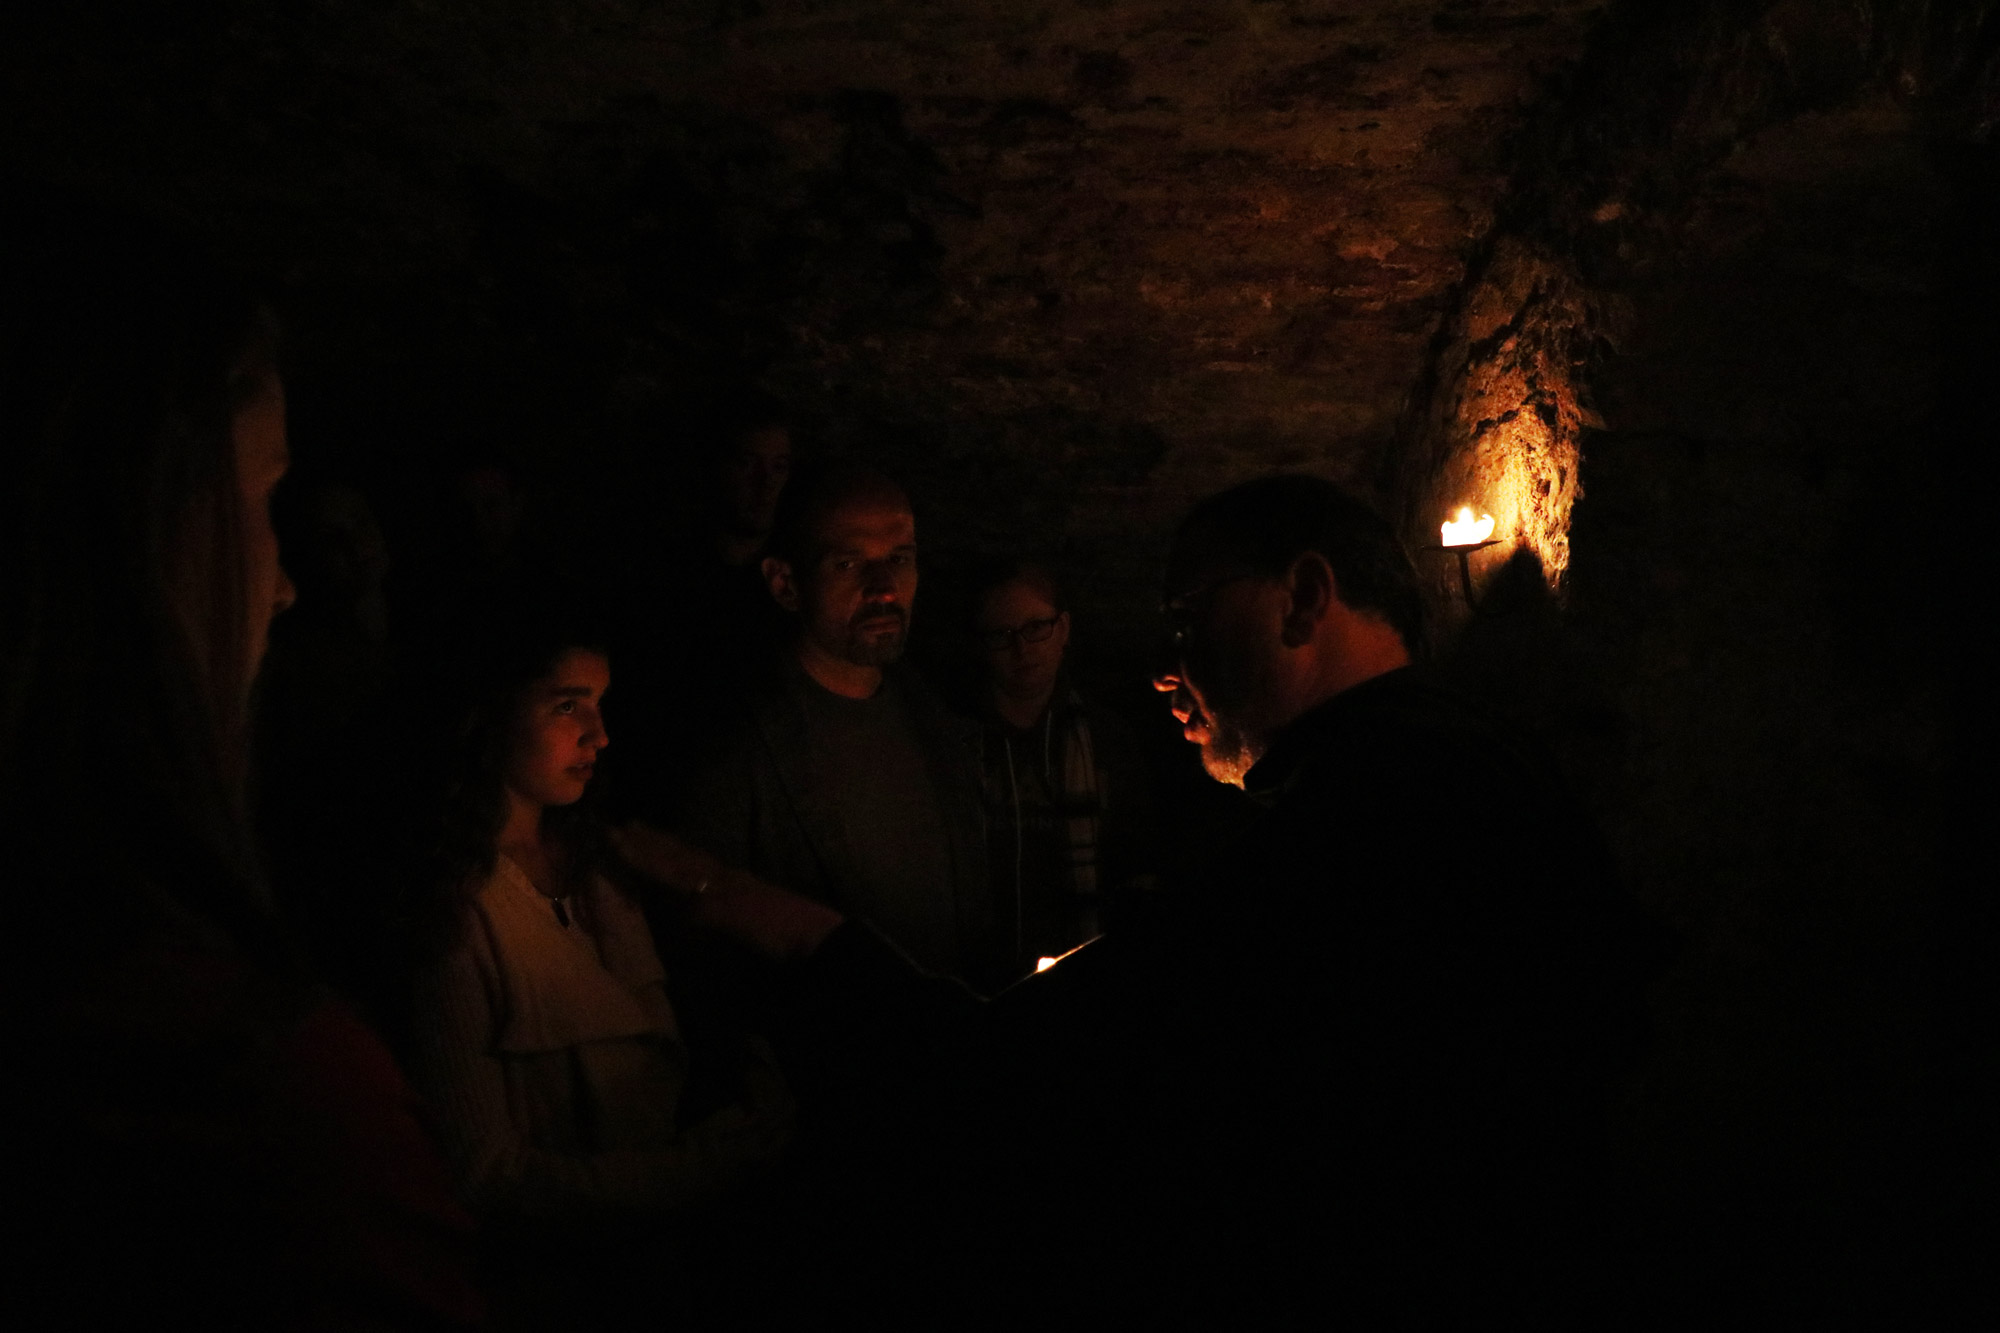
[1441,506,1495,548]
[1032,938,1100,977]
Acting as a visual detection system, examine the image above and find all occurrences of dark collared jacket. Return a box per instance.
[966,666,1658,1323]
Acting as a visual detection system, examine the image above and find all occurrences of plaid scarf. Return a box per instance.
[994,684,1104,947]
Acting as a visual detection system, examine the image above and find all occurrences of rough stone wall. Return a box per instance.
[1396,0,1999,610]
[3,3,1992,1315]
[1407,3,1994,1315]
[1398,232,1595,592]
[1575,99,1952,1311]
[1,0,1615,663]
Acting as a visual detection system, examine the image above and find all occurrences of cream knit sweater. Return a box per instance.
[410,857,781,1228]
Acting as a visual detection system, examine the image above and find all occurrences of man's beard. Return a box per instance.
[840,607,908,667]
[1195,713,1258,788]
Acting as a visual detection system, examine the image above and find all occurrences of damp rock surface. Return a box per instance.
[1,1,1611,631]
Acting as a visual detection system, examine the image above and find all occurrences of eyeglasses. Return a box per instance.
[981,615,1061,652]
[1161,571,1261,651]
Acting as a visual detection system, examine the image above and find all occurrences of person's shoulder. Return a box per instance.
[449,862,528,947]
[1388,668,1563,784]
[693,662,804,754]
[1273,668,1545,798]
[413,874,502,992]
[1310,667,1516,752]
[458,860,513,916]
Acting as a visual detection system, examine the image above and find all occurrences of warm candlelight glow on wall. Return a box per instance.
[1417,236,1588,595]
[1440,507,1495,548]
[1470,405,1579,583]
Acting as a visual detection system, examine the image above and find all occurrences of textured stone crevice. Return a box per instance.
[1392,0,1997,621]
[1396,232,1596,599]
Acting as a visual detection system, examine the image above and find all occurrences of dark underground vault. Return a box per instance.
[5,0,1989,1319]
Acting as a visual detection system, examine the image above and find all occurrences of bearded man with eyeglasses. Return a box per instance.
[964,475,1659,1324]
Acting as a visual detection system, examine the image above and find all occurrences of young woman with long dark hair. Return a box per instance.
[403,617,793,1324]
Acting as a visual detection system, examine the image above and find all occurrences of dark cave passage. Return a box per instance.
[4,1,1989,1324]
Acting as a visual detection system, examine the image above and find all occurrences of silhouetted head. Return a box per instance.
[709,395,794,541]
[1155,475,1419,785]
[279,481,390,607]
[453,463,525,566]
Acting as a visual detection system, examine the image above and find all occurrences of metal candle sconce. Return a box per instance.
[1436,507,1499,607]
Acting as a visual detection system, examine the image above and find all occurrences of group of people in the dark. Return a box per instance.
[6,201,1657,1328]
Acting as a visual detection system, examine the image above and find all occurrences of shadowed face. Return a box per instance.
[1155,553,1284,788]
[790,493,919,667]
[723,426,793,537]
[304,485,389,598]
[978,579,1069,704]
[233,372,296,686]
[457,466,524,562]
[504,649,610,809]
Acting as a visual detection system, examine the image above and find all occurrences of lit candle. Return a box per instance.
[1035,956,1059,973]
[1440,506,1495,548]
